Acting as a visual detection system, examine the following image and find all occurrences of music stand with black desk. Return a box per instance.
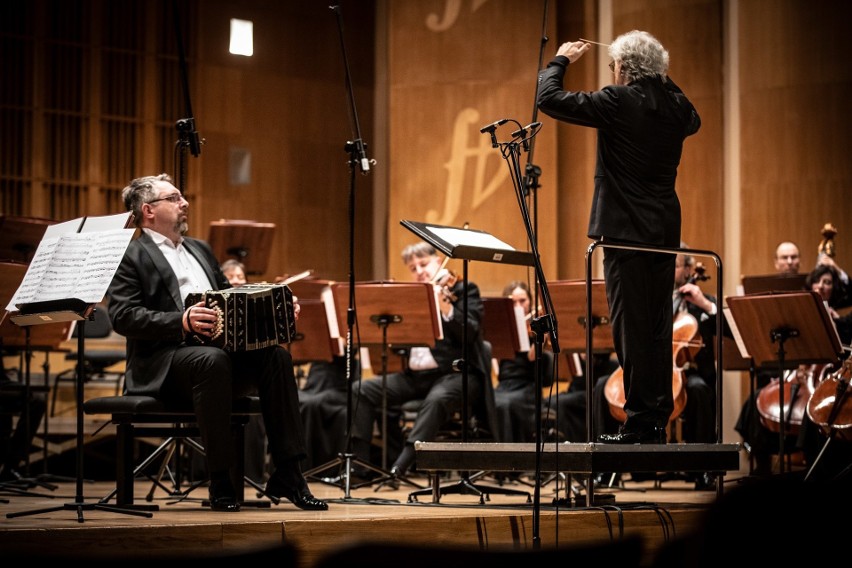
[402,220,537,504]
[726,290,843,475]
[4,211,149,522]
[6,301,150,521]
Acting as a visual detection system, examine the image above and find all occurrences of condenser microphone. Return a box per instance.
[480,118,508,148]
[479,118,509,133]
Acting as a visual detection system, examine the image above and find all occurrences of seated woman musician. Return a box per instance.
[493,280,554,444]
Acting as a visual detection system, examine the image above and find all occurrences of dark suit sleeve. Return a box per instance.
[108,240,185,341]
[536,56,619,129]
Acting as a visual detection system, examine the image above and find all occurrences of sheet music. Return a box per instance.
[723,306,751,358]
[514,305,530,352]
[6,212,134,310]
[430,285,445,341]
[321,285,344,356]
[426,225,516,251]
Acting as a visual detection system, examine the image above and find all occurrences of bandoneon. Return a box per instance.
[185,283,297,351]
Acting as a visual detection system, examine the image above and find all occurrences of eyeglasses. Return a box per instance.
[147,193,184,205]
[608,60,616,72]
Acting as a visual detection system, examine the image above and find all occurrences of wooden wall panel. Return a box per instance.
[386,1,558,296]
[193,0,376,283]
[739,0,852,278]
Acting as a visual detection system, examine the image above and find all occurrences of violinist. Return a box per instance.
[349,241,488,484]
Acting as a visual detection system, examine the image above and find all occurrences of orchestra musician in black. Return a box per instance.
[349,241,489,483]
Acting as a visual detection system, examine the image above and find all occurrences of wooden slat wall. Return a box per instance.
[739,0,852,277]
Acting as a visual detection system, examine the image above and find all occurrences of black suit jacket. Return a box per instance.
[107,231,228,397]
[537,56,701,247]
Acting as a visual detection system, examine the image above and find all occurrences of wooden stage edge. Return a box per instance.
[3,441,811,568]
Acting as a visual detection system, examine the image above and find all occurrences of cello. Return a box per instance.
[604,263,709,424]
[756,363,831,435]
[807,357,852,442]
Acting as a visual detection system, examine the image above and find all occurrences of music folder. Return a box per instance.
[401,220,535,266]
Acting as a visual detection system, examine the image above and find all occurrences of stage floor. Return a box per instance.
[1,463,753,566]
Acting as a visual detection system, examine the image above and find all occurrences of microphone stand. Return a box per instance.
[306,5,393,504]
[172,0,203,190]
[485,120,559,548]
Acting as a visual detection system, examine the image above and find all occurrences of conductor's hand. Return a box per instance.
[556,40,591,64]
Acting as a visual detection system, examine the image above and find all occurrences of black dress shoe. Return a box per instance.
[208,477,241,512]
[266,474,329,511]
[598,424,667,444]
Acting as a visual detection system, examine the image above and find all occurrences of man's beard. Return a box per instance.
[178,220,188,236]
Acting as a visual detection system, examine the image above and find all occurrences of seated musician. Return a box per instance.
[107,173,326,511]
[735,262,852,477]
[493,280,554,444]
[349,241,489,483]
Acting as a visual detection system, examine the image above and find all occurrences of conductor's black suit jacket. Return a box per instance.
[107,231,229,398]
[537,56,701,247]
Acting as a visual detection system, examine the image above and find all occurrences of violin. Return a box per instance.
[434,268,459,303]
[807,357,852,441]
[604,262,709,424]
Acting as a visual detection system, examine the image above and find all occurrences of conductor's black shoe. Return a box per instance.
[598,424,666,444]
[266,474,328,511]
[208,477,240,512]
[694,472,716,491]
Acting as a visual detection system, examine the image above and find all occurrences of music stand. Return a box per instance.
[208,219,275,276]
[726,291,842,474]
[0,216,55,263]
[481,297,529,361]
[402,220,536,503]
[6,302,151,521]
[333,281,441,491]
[741,273,807,295]
[287,299,338,364]
[543,280,613,502]
[1,256,73,492]
[549,279,612,355]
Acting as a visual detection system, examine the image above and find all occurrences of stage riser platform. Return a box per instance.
[414,442,742,474]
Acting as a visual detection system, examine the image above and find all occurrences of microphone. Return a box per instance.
[512,122,542,152]
[345,139,371,174]
[480,118,508,148]
[479,118,509,133]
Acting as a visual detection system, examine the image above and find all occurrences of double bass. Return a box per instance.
[756,222,842,435]
[604,263,709,424]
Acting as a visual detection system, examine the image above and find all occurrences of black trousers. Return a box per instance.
[163,345,305,475]
[603,247,675,428]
